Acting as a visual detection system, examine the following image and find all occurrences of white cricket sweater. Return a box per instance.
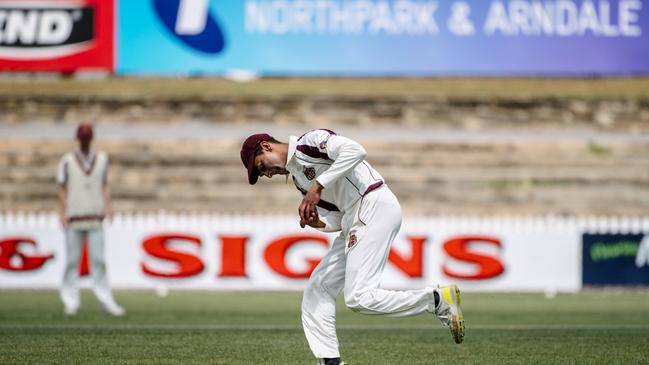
[57,151,108,228]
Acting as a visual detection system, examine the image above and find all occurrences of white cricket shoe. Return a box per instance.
[434,284,465,344]
[63,306,78,316]
[102,302,126,317]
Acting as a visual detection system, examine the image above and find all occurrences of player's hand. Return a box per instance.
[299,182,323,224]
[299,209,319,228]
[300,210,325,229]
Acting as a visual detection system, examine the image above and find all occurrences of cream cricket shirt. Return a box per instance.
[57,150,108,229]
[286,129,385,233]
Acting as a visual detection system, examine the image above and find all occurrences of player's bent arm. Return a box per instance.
[56,156,68,227]
[316,135,367,188]
[103,183,112,221]
[102,154,112,221]
[58,185,68,228]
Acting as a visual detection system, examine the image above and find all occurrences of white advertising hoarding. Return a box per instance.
[4,213,639,292]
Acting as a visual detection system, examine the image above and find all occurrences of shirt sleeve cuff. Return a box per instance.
[316,175,334,189]
[318,222,342,233]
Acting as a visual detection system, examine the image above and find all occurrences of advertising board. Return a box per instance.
[0,213,584,292]
[582,233,649,285]
[0,0,114,72]
[118,0,649,75]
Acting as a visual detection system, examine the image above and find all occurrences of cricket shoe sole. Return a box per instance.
[438,284,465,344]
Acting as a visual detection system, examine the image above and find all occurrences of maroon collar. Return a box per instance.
[74,151,97,176]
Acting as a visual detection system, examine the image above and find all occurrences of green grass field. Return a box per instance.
[1,290,648,365]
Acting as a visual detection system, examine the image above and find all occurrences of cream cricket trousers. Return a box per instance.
[60,227,119,311]
[301,187,437,359]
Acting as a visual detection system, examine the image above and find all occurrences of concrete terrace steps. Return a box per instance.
[1,95,649,134]
[1,135,647,215]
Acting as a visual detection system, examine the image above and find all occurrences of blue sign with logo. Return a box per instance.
[151,0,225,54]
[582,233,649,285]
[117,0,649,75]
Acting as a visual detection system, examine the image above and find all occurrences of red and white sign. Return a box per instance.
[0,213,586,292]
[0,0,114,71]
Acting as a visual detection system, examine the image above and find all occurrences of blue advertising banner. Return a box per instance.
[117,0,649,76]
[582,233,649,285]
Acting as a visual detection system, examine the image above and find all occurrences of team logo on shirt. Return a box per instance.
[303,167,316,180]
[319,140,327,150]
[348,231,357,249]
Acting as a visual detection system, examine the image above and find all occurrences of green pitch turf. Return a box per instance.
[1,290,648,365]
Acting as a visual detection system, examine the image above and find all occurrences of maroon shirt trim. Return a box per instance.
[293,177,340,212]
[298,128,336,141]
[297,145,330,160]
[363,181,384,196]
[68,215,105,222]
[74,152,97,176]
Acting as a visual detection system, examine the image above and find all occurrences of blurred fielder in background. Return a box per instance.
[56,123,125,317]
[241,129,464,365]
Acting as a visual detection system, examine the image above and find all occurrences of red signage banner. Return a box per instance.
[0,0,114,72]
[0,213,591,291]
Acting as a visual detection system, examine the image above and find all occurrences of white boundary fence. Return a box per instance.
[1,212,648,292]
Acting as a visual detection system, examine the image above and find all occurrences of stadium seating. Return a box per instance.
[1,134,647,215]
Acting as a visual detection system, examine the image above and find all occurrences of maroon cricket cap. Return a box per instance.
[76,123,93,140]
[240,133,273,185]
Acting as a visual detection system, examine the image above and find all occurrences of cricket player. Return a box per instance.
[57,123,125,316]
[240,130,464,365]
